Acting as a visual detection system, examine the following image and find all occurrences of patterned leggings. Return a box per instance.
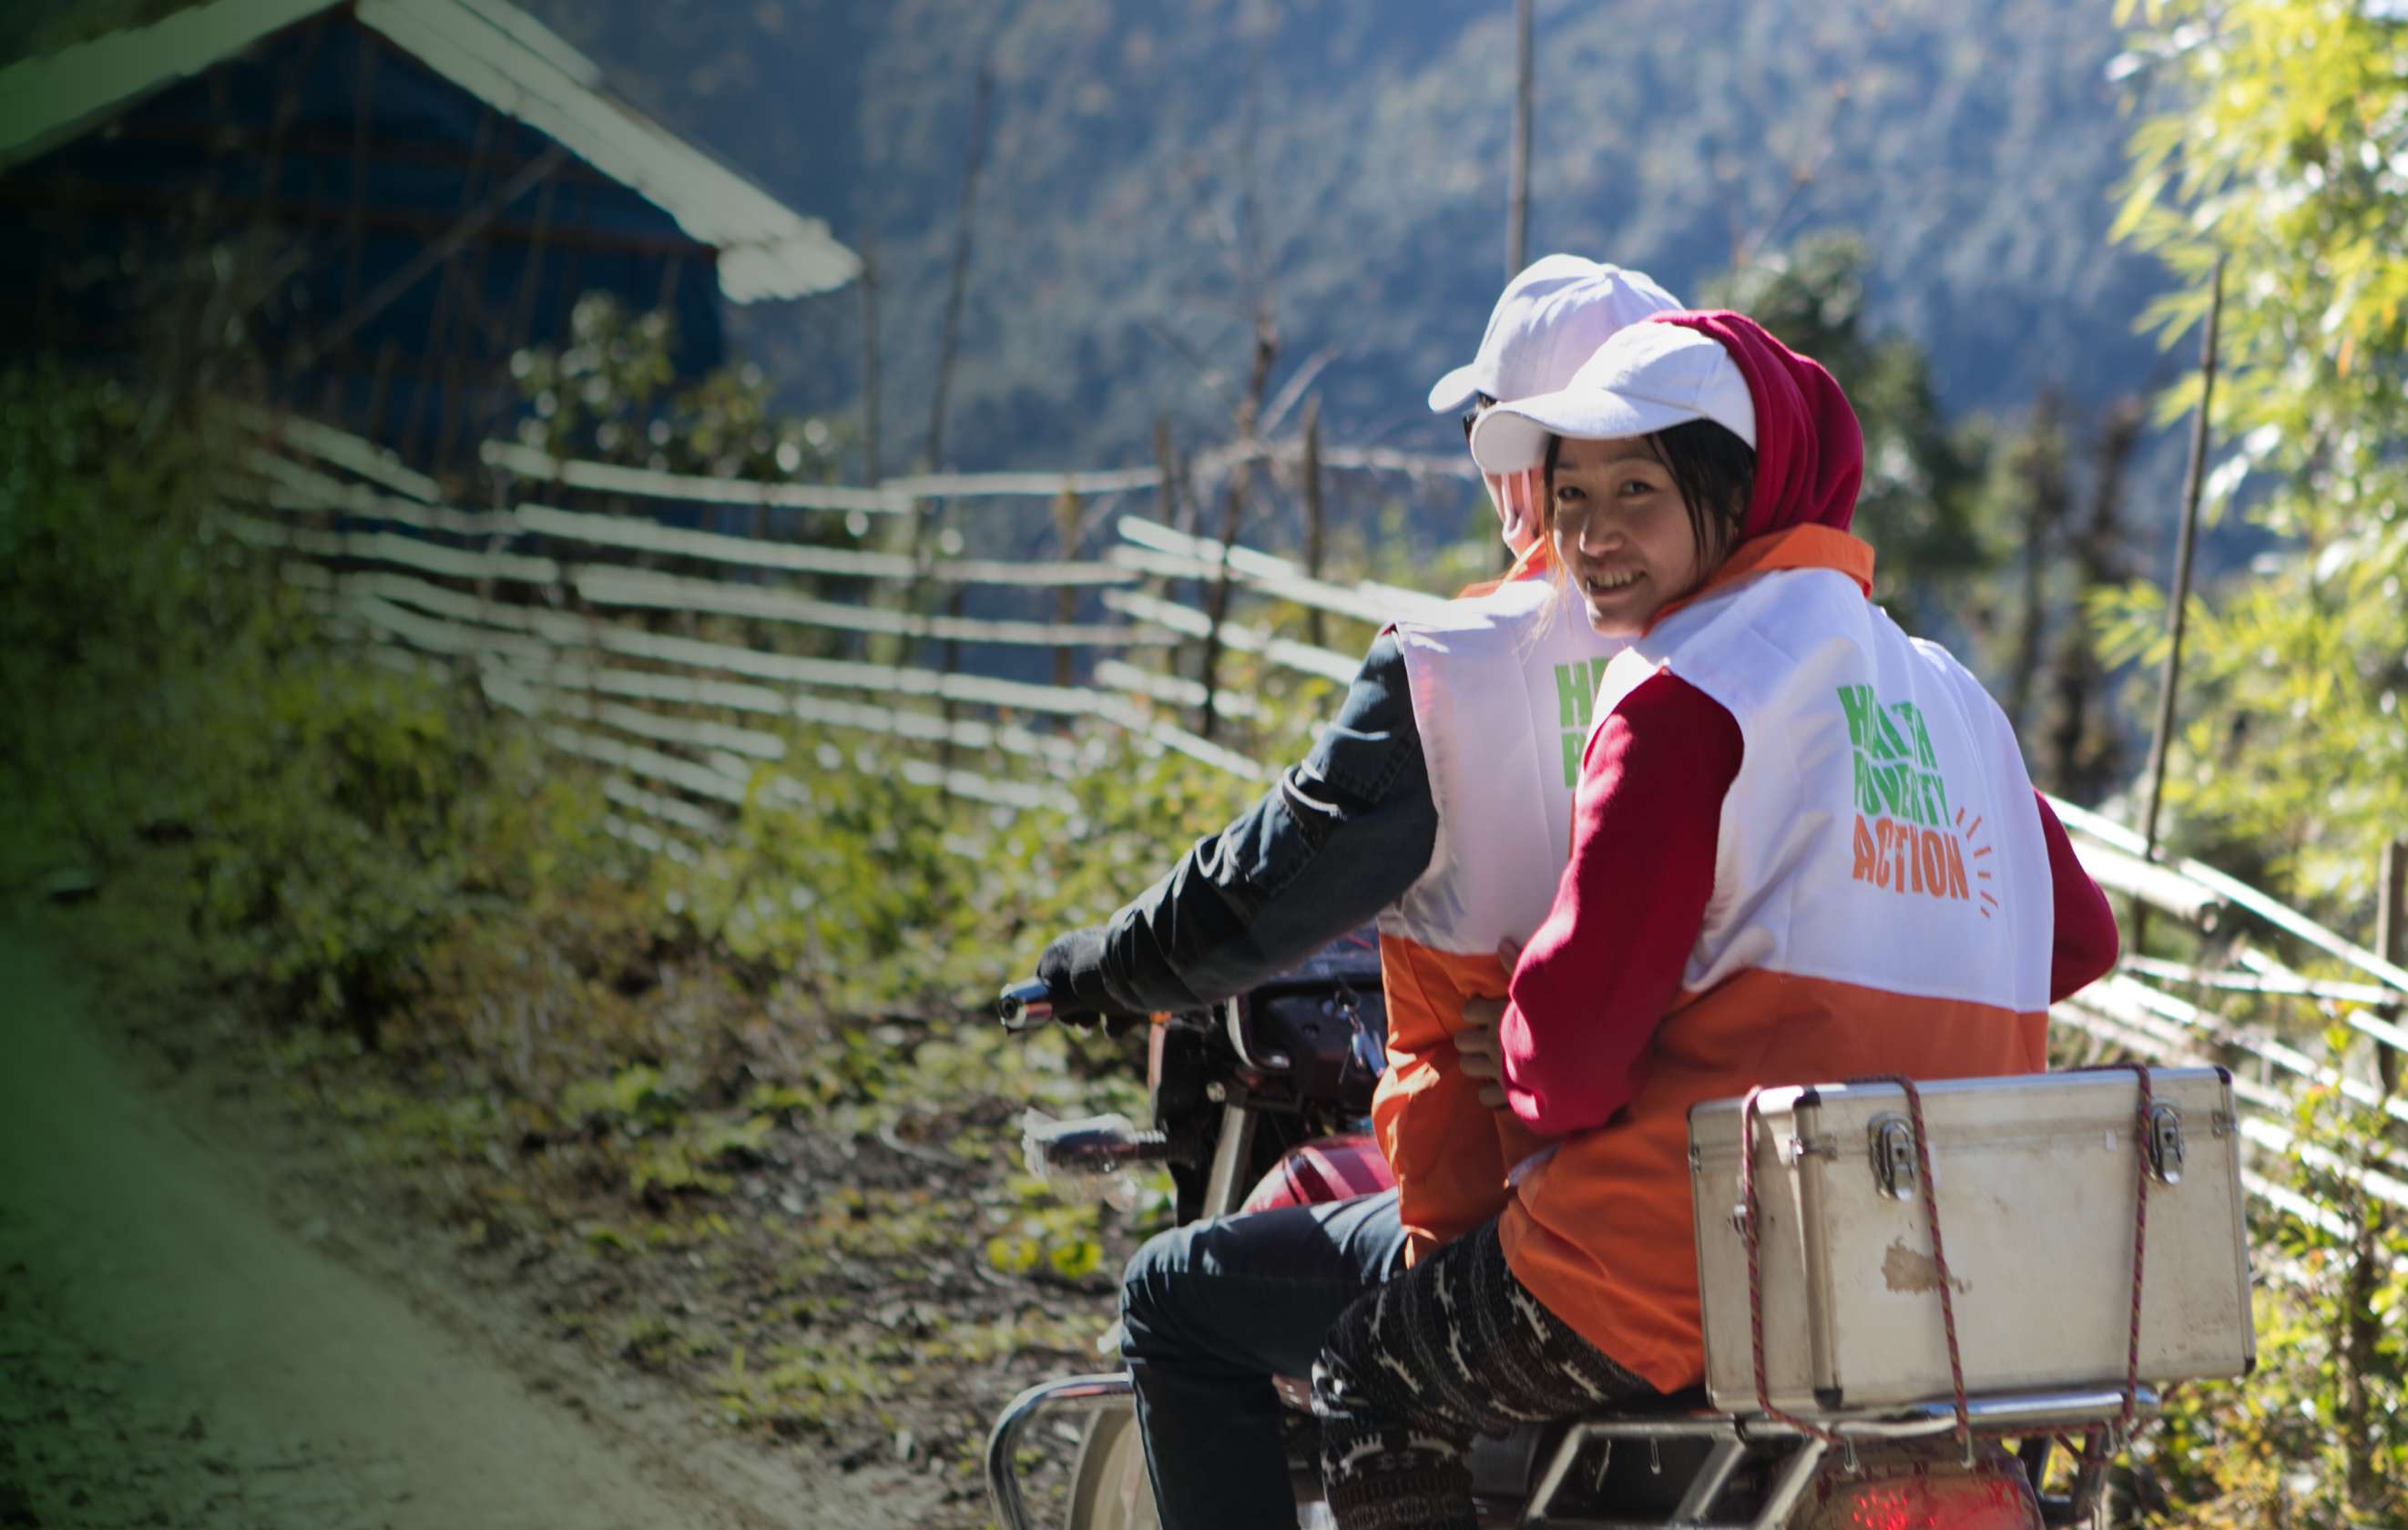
[1310,1220,1654,1530]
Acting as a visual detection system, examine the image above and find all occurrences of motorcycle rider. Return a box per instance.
[1307,311,2121,1530]
[1039,255,1681,1529]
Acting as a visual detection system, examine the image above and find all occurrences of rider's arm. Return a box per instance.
[1042,630,1437,1015]
[2036,791,2119,1000]
[1496,673,1743,1139]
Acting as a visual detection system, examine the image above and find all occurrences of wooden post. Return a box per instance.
[912,66,992,800]
[505,168,560,356]
[1198,468,1246,741]
[1053,483,1082,689]
[2339,833,2408,1516]
[339,30,378,321]
[854,224,893,665]
[1507,0,1534,280]
[924,66,992,477]
[858,228,883,486]
[2048,396,2144,804]
[1169,433,1200,610]
[366,337,401,444]
[2001,390,2066,737]
[2380,839,2405,1096]
[399,107,499,464]
[2139,257,2227,861]
[2135,256,2226,953]
[1152,412,1197,599]
[1148,415,1195,683]
[1152,416,1179,533]
[937,578,968,786]
[1198,319,1278,741]
[255,19,321,380]
[1301,394,1328,651]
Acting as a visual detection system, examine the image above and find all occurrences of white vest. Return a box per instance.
[1380,576,1630,956]
[1591,568,2054,1012]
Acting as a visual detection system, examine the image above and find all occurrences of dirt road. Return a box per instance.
[0,931,934,1530]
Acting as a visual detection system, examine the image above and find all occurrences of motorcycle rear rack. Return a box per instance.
[1521,1385,2159,1527]
[985,1372,2157,1529]
[987,1372,1134,1530]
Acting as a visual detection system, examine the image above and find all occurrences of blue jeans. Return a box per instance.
[1118,1189,1409,1530]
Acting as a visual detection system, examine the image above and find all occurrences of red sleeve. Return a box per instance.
[1498,671,1742,1137]
[2036,790,2118,1001]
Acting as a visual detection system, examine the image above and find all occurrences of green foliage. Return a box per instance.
[0,362,613,1035]
[1705,232,2003,641]
[668,716,1265,1013]
[2110,10,2408,1519]
[2147,1029,2406,1527]
[509,292,852,483]
[1,366,242,860]
[563,1064,684,1130]
[2107,0,2408,908]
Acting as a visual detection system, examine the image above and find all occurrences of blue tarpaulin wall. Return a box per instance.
[0,7,726,472]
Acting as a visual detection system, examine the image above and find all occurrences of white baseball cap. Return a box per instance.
[1467,321,1757,474]
[1427,255,1683,413]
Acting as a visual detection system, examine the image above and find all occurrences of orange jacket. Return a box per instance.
[1371,540,1621,1263]
[1489,531,2109,1391]
[1372,939,1552,1262]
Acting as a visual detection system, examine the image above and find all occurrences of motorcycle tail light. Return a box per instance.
[1798,1442,2038,1530]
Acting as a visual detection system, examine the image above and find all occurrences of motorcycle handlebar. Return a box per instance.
[995,978,1056,1032]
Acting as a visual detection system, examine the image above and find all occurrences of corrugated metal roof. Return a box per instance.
[0,0,858,302]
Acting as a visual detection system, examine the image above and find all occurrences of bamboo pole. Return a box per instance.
[858,227,883,487]
[1197,470,1245,742]
[923,66,992,479]
[1301,393,1328,651]
[2381,840,2405,1096]
[1053,484,1083,688]
[921,67,993,788]
[2135,255,2227,947]
[1198,316,1278,741]
[338,30,377,321]
[1507,0,1534,280]
[397,107,496,465]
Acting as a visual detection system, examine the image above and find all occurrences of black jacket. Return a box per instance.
[1046,632,1439,1014]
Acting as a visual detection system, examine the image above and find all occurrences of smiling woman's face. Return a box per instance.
[1547,434,1709,638]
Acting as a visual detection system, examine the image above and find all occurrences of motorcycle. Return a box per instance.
[984,938,2162,1530]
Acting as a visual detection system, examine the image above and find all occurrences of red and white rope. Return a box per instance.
[1740,1071,2164,1462]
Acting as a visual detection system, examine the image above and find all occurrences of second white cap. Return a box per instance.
[1427,255,1682,413]
[1467,322,1756,474]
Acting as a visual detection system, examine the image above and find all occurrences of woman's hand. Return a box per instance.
[1455,937,1525,1111]
[1456,996,1508,1108]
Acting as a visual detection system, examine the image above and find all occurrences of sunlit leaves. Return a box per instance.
[2112,6,2408,1521]
[2110,0,2408,907]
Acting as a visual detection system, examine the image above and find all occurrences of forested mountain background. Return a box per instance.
[5,0,2180,477]
[498,0,2180,478]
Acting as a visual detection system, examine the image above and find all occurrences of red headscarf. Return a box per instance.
[1651,311,1862,540]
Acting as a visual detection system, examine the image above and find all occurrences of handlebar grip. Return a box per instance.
[996,978,1056,1032]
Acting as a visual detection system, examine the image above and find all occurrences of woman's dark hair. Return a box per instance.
[1544,418,1756,566]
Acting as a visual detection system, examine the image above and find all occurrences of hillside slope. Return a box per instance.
[525,0,2173,472]
[5,0,2174,474]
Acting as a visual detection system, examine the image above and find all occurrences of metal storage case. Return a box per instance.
[1688,1068,2254,1414]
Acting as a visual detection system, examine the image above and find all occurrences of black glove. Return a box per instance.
[1037,923,1136,1022]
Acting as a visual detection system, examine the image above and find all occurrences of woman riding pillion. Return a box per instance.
[1036,257,1679,1529]
[1307,311,2122,1530]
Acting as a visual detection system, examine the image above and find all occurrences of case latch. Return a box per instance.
[2147,1103,2186,1185]
[1869,1115,1917,1199]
